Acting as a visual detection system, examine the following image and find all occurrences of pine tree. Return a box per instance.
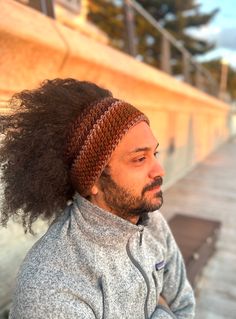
[87,0,126,50]
[87,0,219,71]
[137,0,219,55]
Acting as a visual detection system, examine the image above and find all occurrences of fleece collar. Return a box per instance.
[72,193,142,246]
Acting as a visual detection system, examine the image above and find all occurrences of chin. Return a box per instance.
[148,191,162,202]
[149,194,163,210]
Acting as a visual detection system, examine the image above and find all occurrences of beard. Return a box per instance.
[99,167,163,220]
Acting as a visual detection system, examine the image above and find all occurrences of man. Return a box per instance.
[0,79,195,318]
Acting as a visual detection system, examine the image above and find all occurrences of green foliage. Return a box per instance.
[88,0,126,50]
[88,0,219,61]
[88,0,226,96]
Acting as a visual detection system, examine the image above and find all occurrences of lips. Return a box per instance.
[142,176,163,196]
[149,185,161,192]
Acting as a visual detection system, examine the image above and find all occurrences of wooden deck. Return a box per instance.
[162,137,236,318]
[169,214,221,288]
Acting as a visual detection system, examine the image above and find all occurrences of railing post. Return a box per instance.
[195,67,204,90]
[182,52,190,83]
[123,0,137,57]
[219,59,229,99]
[28,0,55,18]
[161,35,171,74]
[80,0,89,21]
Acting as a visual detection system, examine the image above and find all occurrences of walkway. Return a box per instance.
[161,137,236,318]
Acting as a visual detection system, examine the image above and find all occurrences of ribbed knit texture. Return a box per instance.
[65,97,149,196]
[9,194,195,319]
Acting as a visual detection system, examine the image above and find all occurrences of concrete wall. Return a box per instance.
[0,0,230,313]
[230,108,236,136]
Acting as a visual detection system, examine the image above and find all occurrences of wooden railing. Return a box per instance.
[14,0,220,98]
[124,0,219,97]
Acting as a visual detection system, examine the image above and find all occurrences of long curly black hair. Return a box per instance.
[0,78,112,233]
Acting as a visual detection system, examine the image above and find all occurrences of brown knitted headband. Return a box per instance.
[65,97,149,196]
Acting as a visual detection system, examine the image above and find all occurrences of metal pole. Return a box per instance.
[161,35,171,74]
[123,0,137,57]
[182,52,190,83]
[195,66,203,90]
[219,59,229,96]
[80,0,88,21]
[28,0,55,18]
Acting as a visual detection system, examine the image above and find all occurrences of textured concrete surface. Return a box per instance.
[161,137,236,318]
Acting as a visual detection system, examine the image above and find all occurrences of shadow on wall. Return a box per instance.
[186,116,195,167]
[163,114,195,186]
[0,309,9,319]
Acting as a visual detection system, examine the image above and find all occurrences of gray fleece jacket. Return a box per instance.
[10,194,195,319]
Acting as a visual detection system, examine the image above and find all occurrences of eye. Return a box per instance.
[136,156,146,162]
[132,156,146,163]
[154,151,159,158]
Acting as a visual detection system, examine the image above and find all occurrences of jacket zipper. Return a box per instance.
[126,229,150,319]
[138,225,144,246]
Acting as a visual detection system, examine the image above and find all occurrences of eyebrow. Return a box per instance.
[128,142,159,154]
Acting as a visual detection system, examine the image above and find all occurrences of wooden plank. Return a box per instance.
[168,214,221,287]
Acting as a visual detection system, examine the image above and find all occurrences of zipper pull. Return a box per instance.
[138,225,144,246]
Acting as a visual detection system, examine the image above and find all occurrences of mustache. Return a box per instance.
[142,177,163,195]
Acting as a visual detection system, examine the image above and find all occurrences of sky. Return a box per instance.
[189,0,236,69]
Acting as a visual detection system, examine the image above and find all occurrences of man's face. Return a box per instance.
[93,121,165,223]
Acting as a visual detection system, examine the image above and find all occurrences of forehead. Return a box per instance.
[110,121,158,159]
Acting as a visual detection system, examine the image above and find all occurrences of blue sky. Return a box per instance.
[189,0,236,68]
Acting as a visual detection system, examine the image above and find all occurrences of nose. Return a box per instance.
[149,157,165,180]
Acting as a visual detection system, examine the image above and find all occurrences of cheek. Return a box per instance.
[113,168,148,194]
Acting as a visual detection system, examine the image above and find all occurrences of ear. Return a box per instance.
[90,184,99,195]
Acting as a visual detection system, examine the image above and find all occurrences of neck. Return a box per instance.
[89,195,139,225]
